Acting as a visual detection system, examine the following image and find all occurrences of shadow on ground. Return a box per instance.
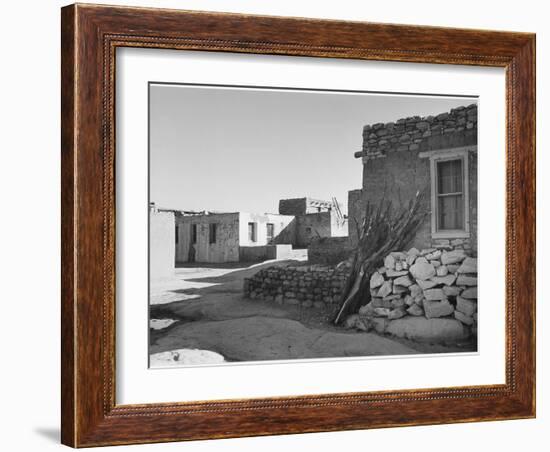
[149,259,425,363]
[151,258,476,364]
[151,259,305,322]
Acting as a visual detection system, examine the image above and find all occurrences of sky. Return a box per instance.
[149,84,475,214]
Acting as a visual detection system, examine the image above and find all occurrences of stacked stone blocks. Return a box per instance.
[360,247,478,335]
[357,104,478,161]
[243,264,349,308]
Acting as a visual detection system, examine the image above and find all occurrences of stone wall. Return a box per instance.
[355,104,478,160]
[356,247,478,338]
[243,264,349,308]
[243,246,479,345]
[348,105,478,253]
[307,237,354,265]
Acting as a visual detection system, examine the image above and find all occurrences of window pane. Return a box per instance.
[437,159,463,194]
[438,194,464,230]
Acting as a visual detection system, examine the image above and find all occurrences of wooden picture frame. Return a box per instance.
[61,3,535,447]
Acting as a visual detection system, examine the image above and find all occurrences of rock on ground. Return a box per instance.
[386,317,470,343]
[149,318,178,330]
[423,299,455,318]
[150,349,226,367]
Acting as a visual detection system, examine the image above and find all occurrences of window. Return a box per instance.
[248,222,257,242]
[420,147,473,239]
[191,224,197,244]
[266,223,274,242]
[209,223,217,244]
[436,159,464,230]
[175,225,179,244]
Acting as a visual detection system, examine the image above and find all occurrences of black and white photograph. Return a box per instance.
[1,0,543,449]
[148,83,479,367]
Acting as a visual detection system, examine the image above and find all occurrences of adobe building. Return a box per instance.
[348,104,478,255]
[279,197,348,248]
[174,211,296,264]
[172,197,348,265]
[149,206,176,279]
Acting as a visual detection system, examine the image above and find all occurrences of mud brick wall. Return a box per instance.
[295,211,332,247]
[243,264,350,309]
[149,210,175,279]
[356,148,433,250]
[308,237,354,265]
[278,197,308,216]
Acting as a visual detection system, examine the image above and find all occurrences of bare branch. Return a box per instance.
[333,189,429,325]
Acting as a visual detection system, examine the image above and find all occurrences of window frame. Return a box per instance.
[209,223,217,244]
[436,158,464,231]
[420,146,475,240]
[266,223,275,243]
[191,224,197,244]
[248,222,257,243]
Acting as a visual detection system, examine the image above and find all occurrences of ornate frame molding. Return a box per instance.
[61,4,535,447]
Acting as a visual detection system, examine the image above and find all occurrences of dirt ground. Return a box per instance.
[149,260,473,365]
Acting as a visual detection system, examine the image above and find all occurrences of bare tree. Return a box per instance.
[333,190,428,325]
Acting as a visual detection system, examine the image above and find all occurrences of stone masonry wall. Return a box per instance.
[243,264,349,309]
[355,104,478,160]
[357,247,478,337]
[349,105,478,254]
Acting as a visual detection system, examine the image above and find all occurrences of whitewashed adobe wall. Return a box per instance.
[149,210,175,279]
[176,212,240,263]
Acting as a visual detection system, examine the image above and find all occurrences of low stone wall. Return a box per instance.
[307,237,354,265]
[355,247,478,338]
[243,264,349,308]
[243,247,478,345]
